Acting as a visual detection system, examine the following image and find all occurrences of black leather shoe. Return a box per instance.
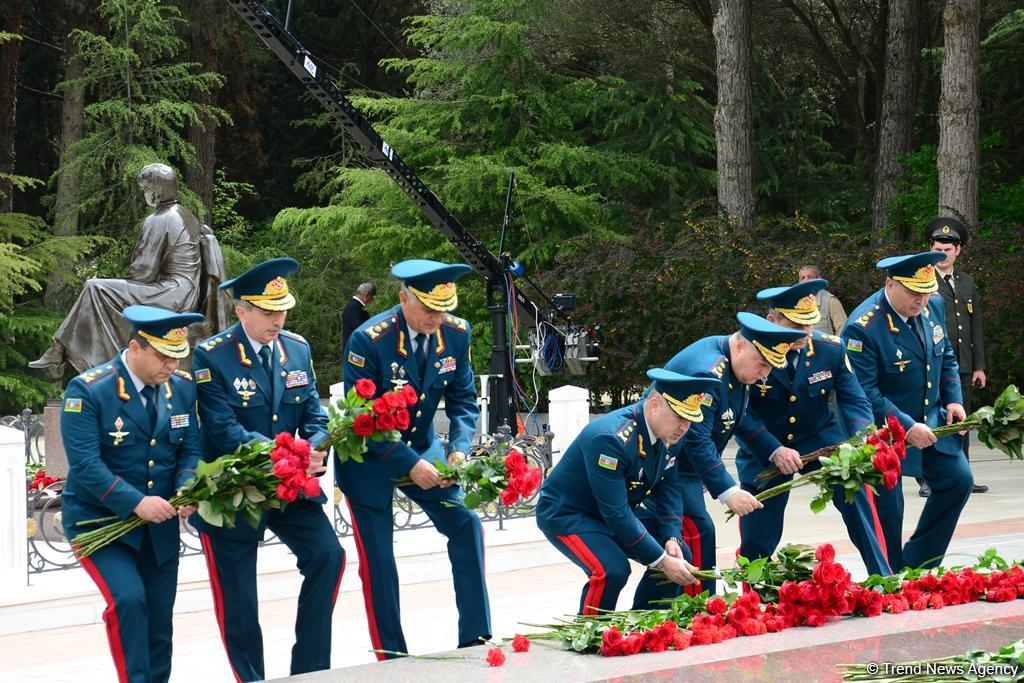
[918,484,931,497]
[971,483,989,494]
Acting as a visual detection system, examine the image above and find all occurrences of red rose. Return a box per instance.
[882,470,899,489]
[500,488,520,507]
[395,408,411,430]
[376,411,397,431]
[354,378,376,399]
[291,438,311,459]
[274,432,295,448]
[485,647,505,667]
[815,543,835,563]
[302,478,321,498]
[706,597,727,615]
[643,630,669,653]
[372,398,389,415]
[270,446,290,463]
[273,458,297,478]
[671,631,690,650]
[402,384,419,406]
[511,634,530,653]
[886,414,907,442]
[353,413,375,437]
[623,633,644,655]
[276,483,298,503]
[504,450,528,476]
[384,391,403,410]
[600,626,624,654]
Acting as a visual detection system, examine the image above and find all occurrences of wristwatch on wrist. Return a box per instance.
[666,536,682,548]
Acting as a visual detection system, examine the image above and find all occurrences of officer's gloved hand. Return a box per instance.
[724,490,763,517]
[134,496,177,523]
[907,423,938,449]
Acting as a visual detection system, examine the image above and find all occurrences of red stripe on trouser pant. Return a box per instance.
[344,498,386,661]
[682,516,702,597]
[199,533,243,683]
[556,534,607,616]
[863,487,888,559]
[79,556,130,683]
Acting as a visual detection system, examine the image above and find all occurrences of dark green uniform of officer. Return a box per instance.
[929,217,987,494]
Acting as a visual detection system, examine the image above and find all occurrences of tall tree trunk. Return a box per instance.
[0,0,25,211]
[713,0,754,231]
[186,0,221,223]
[45,34,86,307]
[937,0,980,233]
[871,0,920,242]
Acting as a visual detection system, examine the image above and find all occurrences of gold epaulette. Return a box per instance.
[854,305,880,328]
[279,329,308,345]
[614,419,637,444]
[443,315,468,333]
[365,317,396,342]
[200,332,234,352]
[173,369,192,381]
[709,357,727,379]
[80,364,115,385]
[816,333,842,346]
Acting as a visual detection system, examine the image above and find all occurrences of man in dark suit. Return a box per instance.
[61,305,204,683]
[929,217,987,494]
[341,282,376,351]
[191,257,345,682]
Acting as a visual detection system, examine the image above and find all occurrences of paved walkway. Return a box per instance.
[1,447,1020,682]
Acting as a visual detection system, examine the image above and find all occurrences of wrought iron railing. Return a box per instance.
[16,410,550,576]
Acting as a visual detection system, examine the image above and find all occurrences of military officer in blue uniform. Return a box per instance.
[191,258,345,681]
[842,252,972,570]
[736,280,890,575]
[61,305,204,683]
[338,259,490,659]
[537,369,718,613]
[652,313,804,596]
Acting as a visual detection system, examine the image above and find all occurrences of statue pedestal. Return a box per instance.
[42,399,68,479]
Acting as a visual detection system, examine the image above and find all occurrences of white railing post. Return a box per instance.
[547,385,590,465]
[0,425,28,587]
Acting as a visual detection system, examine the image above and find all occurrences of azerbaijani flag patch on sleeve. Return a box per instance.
[348,351,366,367]
[194,368,212,383]
[701,394,714,407]
[846,339,863,353]
[597,453,618,471]
[63,397,82,413]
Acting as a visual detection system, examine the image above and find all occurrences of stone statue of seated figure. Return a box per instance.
[30,163,230,375]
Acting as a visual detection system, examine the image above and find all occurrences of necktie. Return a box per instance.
[414,334,428,377]
[785,351,798,382]
[258,344,272,379]
[141,385,157,430]
[944,273,955,292]
[911,315,927,348]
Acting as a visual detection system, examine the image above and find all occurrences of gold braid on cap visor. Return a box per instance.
[138,326,191,358]
[752,339,792,368]
[777,294,821,325]
[407,282,458,312]
[892,265,938,294]
[662,392,706,422]
[240,276,296,310]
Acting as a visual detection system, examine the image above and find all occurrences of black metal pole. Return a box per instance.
[486,278,516,434]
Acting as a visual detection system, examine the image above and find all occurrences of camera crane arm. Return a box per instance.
[223,0,568,431]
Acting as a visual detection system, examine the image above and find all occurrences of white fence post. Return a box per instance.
[548,385,590,465]
[325,382,345,520]
[0,425,27,587]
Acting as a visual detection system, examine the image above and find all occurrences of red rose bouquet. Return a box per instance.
[728,417,907,521]
[323,379,418,464]
[395,437,543,510]
[71,432,319,558]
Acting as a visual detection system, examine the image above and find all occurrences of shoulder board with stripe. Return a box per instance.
[816,333,842,346]
[80,364,115,385]
[200,332,235,353]
[854,305,881,329]
[443,315,468,333]
[708,356,728,379]
[365,317,396,342]
[279,329,309,345]
[173,369,192,381]
[614,419,637,444]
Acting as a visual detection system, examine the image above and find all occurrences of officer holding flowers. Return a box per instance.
[338,259,491,659]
